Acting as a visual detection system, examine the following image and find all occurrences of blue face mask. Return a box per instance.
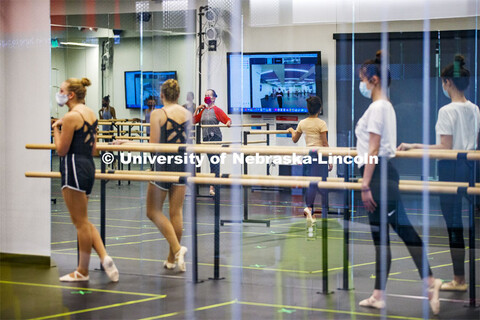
[359,81,372,99]
[442,86,450,99]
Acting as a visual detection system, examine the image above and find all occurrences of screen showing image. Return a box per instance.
[125,71,177,109]
[227,52,322,114]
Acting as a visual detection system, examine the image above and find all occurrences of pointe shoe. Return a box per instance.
[102,255,119,282]
[59,270,89,282]
[428,279,442,315]
[163,260,176,270]
[359,296,385,309]
[175,246,188,272]
[440,280,467,291]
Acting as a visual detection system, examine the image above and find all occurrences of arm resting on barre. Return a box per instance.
[398,134,453,151]
[287,127,301,143]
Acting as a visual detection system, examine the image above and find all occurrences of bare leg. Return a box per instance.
[62,188,92,276]
[167,185,186,262]
[89,222,107,262]
[146,184,181,255]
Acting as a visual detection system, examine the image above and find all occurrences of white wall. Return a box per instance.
[51,35,197,120]
[109,35,197,119]
[51,46,99,119]
[0,0,51,257]
[49,1,478,176]
[200,2,478,175]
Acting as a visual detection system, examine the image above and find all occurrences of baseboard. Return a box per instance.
[0,253,55,267]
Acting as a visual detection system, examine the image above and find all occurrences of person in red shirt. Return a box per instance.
[193,89,231,195]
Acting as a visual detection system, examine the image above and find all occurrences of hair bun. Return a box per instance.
[454,54,466,67]
[374,50,383,64]
[81,77,91,87]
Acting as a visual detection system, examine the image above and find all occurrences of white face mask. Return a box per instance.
[359,81,372,99]
[56,92,69,106]
[442,86,450,99]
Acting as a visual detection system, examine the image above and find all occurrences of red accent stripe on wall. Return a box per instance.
[85,0,96,28]
[50,0,66,32]
[114,0,121,29]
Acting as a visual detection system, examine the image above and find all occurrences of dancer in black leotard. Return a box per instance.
[147,79,191,272]
[53,77,119,282]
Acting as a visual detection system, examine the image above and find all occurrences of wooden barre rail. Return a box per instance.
[246,130,289,135]
[26,143,480,160]
[98,119,128,122]
[112,136,149,141]
[95,169,480,187]
[24,171,480,195]
[100,122,150,127]
[199,140,266,145]
[98,130,146,134]
[199,123,267,128]
[200,141,241,145]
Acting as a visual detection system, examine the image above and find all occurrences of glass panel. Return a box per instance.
[48,0,478,318]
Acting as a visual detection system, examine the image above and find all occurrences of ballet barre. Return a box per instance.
[245,130,290,135]
[25,142,479,298]
[112,136,149,141]
[98,122,150,127]
[24,168,480,290]
[200,141,241,145]
[198,123,268,128]
[97,130,146,134]
[26,143,480,159]
[239,129,290,225]
[79,168,480,190]
[25,171,480,194]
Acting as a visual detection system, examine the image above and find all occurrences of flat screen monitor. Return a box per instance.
[124,71,177,109]
[227,52,322,114]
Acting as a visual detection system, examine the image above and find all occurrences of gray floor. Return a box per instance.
[1,158,479,319]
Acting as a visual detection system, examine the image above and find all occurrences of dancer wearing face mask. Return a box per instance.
[53,78,119,282]
[398,55,480,292]
[355,51,441,314]
[193,89,231,196]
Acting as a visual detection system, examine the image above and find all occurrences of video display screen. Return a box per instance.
[125,71,177,109]
[227,52,322,114]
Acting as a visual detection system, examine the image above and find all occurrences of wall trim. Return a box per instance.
[0,253,54,267]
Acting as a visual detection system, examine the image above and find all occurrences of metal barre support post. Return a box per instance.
[100,152,106,271]
[467,156,477,307]
[209,184,224,281]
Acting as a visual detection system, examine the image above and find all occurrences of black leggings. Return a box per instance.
[203,135,221,177]
[303,160,328,211]
[438,159,471,277]
[361,160,433,290]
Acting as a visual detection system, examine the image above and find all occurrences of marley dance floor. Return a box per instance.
[1,159,479,319]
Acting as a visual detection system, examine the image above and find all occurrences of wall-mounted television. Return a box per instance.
[125,71,177,109]
[227,52,322,114]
